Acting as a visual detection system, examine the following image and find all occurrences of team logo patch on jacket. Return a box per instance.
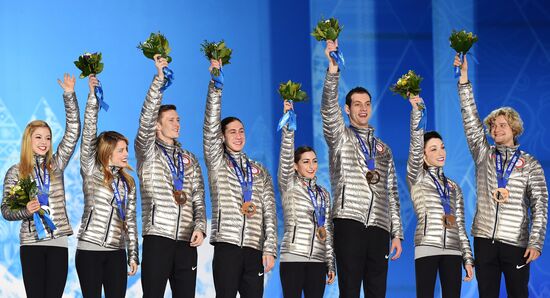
[515,157,525,169]
[376,142,385,153]
[182,155,191,165]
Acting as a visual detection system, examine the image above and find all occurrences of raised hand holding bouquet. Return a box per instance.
[390,70,426,130]
[7,177,56,239]
[449,29,478,77]
[277,80,308,131]
[138,32,174,91]
[312,17,345,68]
[74,52,109,111]
[200,40,232,89]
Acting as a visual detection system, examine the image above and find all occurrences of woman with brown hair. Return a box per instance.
[1,74,81,298]
[75,75,139,297]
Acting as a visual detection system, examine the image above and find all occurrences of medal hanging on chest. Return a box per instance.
[306,184,327,241]
[159,144,187,205]
[227,153,255,218]
[493,148,521,204]
[352,128,379,184]
[428,171,456,229]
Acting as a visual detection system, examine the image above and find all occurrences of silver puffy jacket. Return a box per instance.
[321,72,403,239]
[458,82,548,251]
[135,76,207,241]
[278,126,335,272]
[407,110,474,265]
[78,93,139,265]
[203,82,277,256]
[2,91,81,244]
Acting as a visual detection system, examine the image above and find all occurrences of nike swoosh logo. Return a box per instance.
[516,264,526,269]
[191,266,197,271]
[258,272,264,276]
[384,255,389,259]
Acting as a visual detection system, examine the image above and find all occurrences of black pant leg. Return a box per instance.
[76,249,104,298]
[303,262,327,298]
[141,236,176,298]
[21,246,47,298]
[102,250,128,298]
[280,262,306,298]
[239,246,264,298]
[363,226,390,298]
[169,241,198,298]
[474,237,502,298]
[500,242,529,298]
[438,255,463,298]
[333,219,367,298]
[213,243,243,298]
[44,246,68,298]
[415,256,439,298]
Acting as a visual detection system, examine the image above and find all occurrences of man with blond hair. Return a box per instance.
[455,54,548,297]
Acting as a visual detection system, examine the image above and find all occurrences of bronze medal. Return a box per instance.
[173,190,187,205]
[316,226,327,241]
[492,188,509,203]
[241,201,256,218]
[442,214,457,229]
[366,170,380,184]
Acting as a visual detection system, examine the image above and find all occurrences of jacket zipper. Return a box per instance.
[103,198,115,243]
[151,203,156,225]
[84,208,94,231]
[492,151,507,243]
[309,212,316,258]
[341,185,346,209]
[365,184,375,224]
[291,225,297,243]
[240,214,246,247]
[28,219,31,233]
[175,204,181,240]
[217,211,221,232]
[443,227,447,249]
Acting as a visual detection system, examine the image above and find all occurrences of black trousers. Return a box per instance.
[212,242,264,298]
[333,219,390,298]
[415,255,462,298]
[280,262,327,298]
[141,235,198,298]
[474,237,530,298]
[75,249,127,298]
[20,245,68,298]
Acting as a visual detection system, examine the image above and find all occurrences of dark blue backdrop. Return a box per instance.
[1,0,549,297]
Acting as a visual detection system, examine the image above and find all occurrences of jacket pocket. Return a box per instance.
[84,208,94,231]
[341,185,346,209]
[217,211,221,232]
[423,213,427,236]
[151,204,156,226]
[291,225,297,243]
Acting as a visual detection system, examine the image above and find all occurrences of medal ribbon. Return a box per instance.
[427,171,451,215]
[160,67,174,92]
[226,153,253,203]
[111,176,128,221]
[306,185,326,227]
[94,80,109,111]
[351,127,377,171]
[33,160,56,238]
[495,148,521,189]
[158,144,184,191]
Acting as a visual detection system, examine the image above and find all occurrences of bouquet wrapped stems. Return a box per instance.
[311,17,345,67]
[138,32,174,91]
[277,80,308,131]
[200,40,232,89]
[390,70,426,130]
[74,52,109,111]
[449,30,479,77]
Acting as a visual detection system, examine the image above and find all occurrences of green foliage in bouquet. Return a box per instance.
[390,70,424,109]
[74,52,104,79]
[200,40,232,77]
[311,17,343,41]
[137,32,173,63]
[449,30,478,54]
[6,177,43,215]
[278,80,308,102]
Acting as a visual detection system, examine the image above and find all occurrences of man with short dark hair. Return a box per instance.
[320,39,404,298]
[136,55,207,298]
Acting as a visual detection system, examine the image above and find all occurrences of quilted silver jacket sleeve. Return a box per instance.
[135,75,165,162]
[80,93,98,177]
[54,91,81,171]
[203,82,225,172]
[261,164,278,257]
[454,185,474,265]
[386,148,403,240]
[406,109,424,190]
[277,126,295,193]
[457,82,490,166]
[321,71,346,152]
[2,165,33,221]
[526,160,548,251]
[126,184,139,265]
[190,153,207,235]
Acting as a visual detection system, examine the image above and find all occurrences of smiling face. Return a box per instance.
[490,115,515,147]
[424,138,446,167]
[109,140,129,168]
[156,109,180,142]
[294,151,318,179]
[223,120,246,153]
[345,92,372,128]
[31,127,52,156]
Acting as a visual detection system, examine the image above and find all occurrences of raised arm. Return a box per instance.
[135,56,168,162]
[203,60,225,171]
[278,101,295,193]
[80,76,100,176]
[53,73,81,171]
[406,96,425,190]
[455,55,490,164]
[321,40,346,151]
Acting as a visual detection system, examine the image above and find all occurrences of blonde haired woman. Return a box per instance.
[75,75,138,297]
[1,74,81,298]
